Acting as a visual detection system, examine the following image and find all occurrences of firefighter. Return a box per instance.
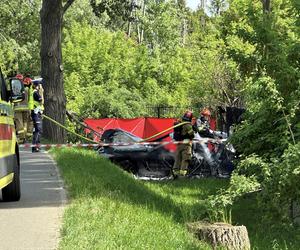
[194,108,222,176]
[195,107,214,138]
[173,110,194,177]
[13,74,33,142]
[31,81,43,152]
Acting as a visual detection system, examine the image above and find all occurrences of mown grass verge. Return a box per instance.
[53,148,300,249]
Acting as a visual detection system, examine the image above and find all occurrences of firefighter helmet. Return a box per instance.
[182,110,193,121]
[23,77,32,86]
[15,74,24,80]
[201,108,211,117]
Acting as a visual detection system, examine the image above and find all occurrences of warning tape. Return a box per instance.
[42,114,222,150]
[140,121,190,142]
[43,115,190,144]
[43,114,96,143]
[19,143,99,149]
[19,138,226,149]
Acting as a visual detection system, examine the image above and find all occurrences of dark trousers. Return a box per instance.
[31,112,42,150]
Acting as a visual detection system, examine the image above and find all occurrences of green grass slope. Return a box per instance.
[53,148,300,250]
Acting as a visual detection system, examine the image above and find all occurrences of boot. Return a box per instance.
[173,169,180,179]
[32,147,40,153]
[179,170,187,176]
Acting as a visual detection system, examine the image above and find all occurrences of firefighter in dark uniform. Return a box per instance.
[31,81,43,152]
[173,110,194,177]
[195,108,214,138]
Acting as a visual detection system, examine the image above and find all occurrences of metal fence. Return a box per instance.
[146,106,195,118]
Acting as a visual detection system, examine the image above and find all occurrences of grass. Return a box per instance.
[52,148,300,250]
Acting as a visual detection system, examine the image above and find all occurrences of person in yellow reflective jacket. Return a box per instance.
[173,110,194,177]
[13,75,33,142]
[32,78,44,109]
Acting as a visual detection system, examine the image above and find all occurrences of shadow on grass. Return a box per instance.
[154,177,229,195]
[231,195,300,250]
[53,148,226,224]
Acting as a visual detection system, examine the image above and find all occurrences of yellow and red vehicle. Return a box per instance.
[0,69,24,201]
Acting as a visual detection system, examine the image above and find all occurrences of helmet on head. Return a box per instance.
[15,74,24,80]
[201,108,211,117]
[23,77,32,86]
[182,110,193,122]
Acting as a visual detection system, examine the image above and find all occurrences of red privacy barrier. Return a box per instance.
[84,117,176,151]
[84,117,175,141]
[84,117,217,152]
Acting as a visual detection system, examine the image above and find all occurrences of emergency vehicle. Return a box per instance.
[0,68,24,201]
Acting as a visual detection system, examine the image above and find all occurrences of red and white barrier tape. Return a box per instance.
[19,139,226,149]
[19,143,99,149]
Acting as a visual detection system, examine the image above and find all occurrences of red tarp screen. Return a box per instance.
[84,117,216,152]
[84,118,176,141]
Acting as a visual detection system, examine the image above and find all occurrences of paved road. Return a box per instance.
[0,150,67,250]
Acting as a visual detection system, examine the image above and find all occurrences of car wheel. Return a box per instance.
[2,154,21,202]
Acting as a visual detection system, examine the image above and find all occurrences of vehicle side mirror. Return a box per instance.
[10,78,25,102]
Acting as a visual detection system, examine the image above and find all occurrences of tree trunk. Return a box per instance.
[187,222,250,250]
[262,0,271,13]
[291,200,300,225]
[40,0,66,143]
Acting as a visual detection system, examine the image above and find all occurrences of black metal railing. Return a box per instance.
[146,106,195,118]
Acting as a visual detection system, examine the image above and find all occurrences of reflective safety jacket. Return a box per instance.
[181,122,194,140]
[14,87,33,111]
[32,89,44,113]
[28,87,34,110]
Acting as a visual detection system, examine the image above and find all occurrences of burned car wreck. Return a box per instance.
[97,129,174,178]
[97,129,235,179]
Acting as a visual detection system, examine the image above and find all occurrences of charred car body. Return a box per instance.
[98,129,174,178]
[97,128,235,179]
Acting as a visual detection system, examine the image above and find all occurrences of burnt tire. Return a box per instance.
[2,154,21,202]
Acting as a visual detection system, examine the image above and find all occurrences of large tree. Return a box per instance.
[40,0,75,143]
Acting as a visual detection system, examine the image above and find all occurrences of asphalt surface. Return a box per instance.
[0,149,67,250]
